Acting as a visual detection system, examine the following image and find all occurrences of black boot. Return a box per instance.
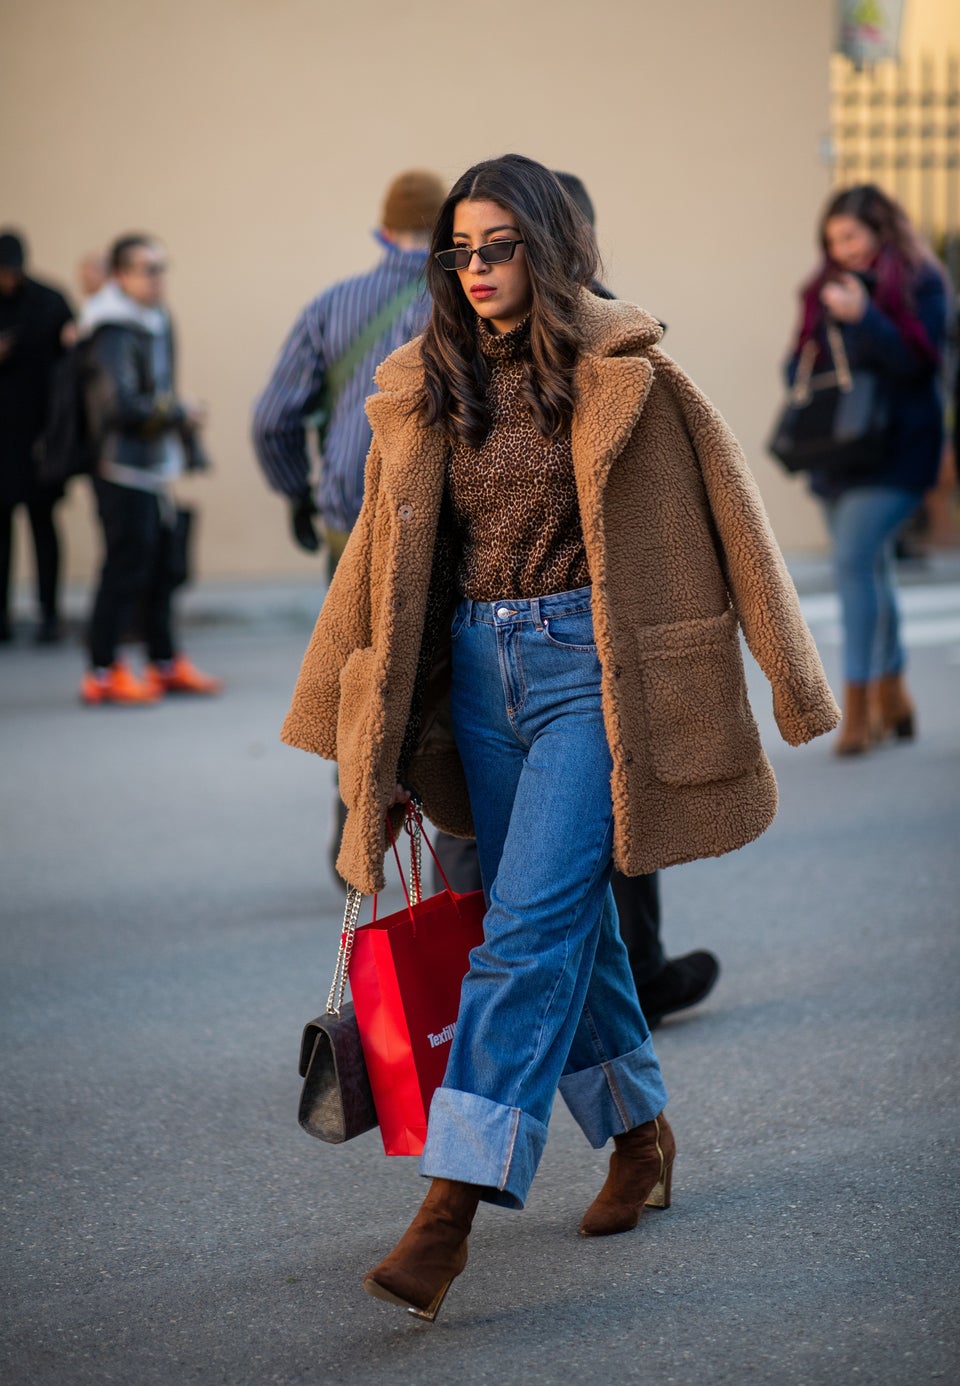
[635,951,720,1029]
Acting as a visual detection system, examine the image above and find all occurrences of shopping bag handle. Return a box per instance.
[379,800,465,926]
[405,800,462,900]
[326,801,467,1016]
[325,802,422,1016]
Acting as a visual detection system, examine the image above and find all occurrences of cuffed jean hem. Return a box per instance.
[419,1087,549,1210]
[558,1036,668,1149]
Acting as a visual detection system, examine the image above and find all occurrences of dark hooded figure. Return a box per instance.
[0,230,74,643]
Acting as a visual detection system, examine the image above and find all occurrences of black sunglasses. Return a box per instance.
[435,240,525,272]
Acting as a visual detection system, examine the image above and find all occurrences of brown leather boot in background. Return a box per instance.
[872,671,916,741]
[580,1113,676,1237]
[363,1177,481,1321]
[835,682,872,755]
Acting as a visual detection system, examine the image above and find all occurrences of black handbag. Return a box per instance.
[297,885,378,1142]
[168,506,194,591]
[297,1001,379,1143]
[768,322,890,475]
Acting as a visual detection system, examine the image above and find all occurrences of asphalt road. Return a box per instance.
[1,576,958,1385]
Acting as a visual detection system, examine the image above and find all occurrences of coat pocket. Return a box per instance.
[336,647,379,808]
[636,610,762,786]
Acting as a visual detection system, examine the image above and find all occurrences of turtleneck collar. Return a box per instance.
[476,314,531,362]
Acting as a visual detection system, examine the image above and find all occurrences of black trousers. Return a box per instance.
[0,489,62,622]
[88,479,177,668]
[431,830,666,988]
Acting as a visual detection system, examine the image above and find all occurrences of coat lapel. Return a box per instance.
[571,351,655,515]
[366,387,448,510]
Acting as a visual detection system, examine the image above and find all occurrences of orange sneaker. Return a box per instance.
[144,655,223,696]
[80,662,160,706]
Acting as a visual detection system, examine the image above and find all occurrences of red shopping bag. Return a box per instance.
[349,806,486,1156]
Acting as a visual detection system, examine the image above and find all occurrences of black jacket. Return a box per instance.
[0,276,73,504]
[86,319,188,474]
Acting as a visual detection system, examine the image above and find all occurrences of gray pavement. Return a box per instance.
[1,562,959,1385]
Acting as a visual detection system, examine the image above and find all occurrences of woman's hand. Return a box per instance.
[387,783,412,808]
[820,273,868,324]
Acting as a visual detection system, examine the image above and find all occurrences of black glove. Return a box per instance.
[290,492,321,553]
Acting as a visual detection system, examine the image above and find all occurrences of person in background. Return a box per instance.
[79,233,221,705]
[431,172,721,1033]
[77,251,108,302]
[252,169,448,571]
[0,230,74,644]
[788,184,949,755]
[253,169,447,857]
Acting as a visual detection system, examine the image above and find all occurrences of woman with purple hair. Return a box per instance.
[789,184,950,754]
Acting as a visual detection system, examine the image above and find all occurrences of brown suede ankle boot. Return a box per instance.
[834,682,872,756]
[579,1113,676,1237]
[363,1178,481,1320]
[872,671,916,741]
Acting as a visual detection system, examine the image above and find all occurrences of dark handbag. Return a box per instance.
[298,885,379,1142]
[168,506,194,591]
[768,322,890,475]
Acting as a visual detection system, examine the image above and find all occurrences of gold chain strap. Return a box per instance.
[404,800,423,905]
[325,885,364,1018]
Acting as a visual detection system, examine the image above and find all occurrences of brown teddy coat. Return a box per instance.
[282,293,840,894]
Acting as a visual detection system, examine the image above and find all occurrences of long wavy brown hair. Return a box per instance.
[419,154,600,446]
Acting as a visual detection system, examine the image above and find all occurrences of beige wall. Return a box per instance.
[3,0,837,585]
[901,0,960,52]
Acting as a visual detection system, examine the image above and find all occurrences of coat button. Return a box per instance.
[613,667,622,678]
[625,751,634,764]
[398,503,414,520]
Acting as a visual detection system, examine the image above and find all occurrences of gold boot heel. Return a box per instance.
[362,1272,454,1323]
[408,1280,454,1322]
[644,1156,674,1209]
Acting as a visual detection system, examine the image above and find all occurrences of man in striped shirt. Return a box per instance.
[252,171,447,569]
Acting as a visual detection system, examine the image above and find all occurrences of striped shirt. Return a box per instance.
[251,238,431,532]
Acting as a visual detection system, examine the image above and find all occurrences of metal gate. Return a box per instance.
[831,53,960,286]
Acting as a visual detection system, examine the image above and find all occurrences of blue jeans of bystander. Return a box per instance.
[823,486,920,684]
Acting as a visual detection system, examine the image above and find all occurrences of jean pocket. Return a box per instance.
[542,609,596,652]
[636,611,762,786]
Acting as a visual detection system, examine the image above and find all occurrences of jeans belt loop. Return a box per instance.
[530,596,542,630]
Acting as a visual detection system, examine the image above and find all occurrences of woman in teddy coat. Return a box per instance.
[282,154,839,1321]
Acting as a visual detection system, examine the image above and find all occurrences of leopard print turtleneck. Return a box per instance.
[446,317,590,601]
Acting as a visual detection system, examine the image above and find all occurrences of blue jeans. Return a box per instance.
[823,486,920,684]
[419,585,668,1209]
